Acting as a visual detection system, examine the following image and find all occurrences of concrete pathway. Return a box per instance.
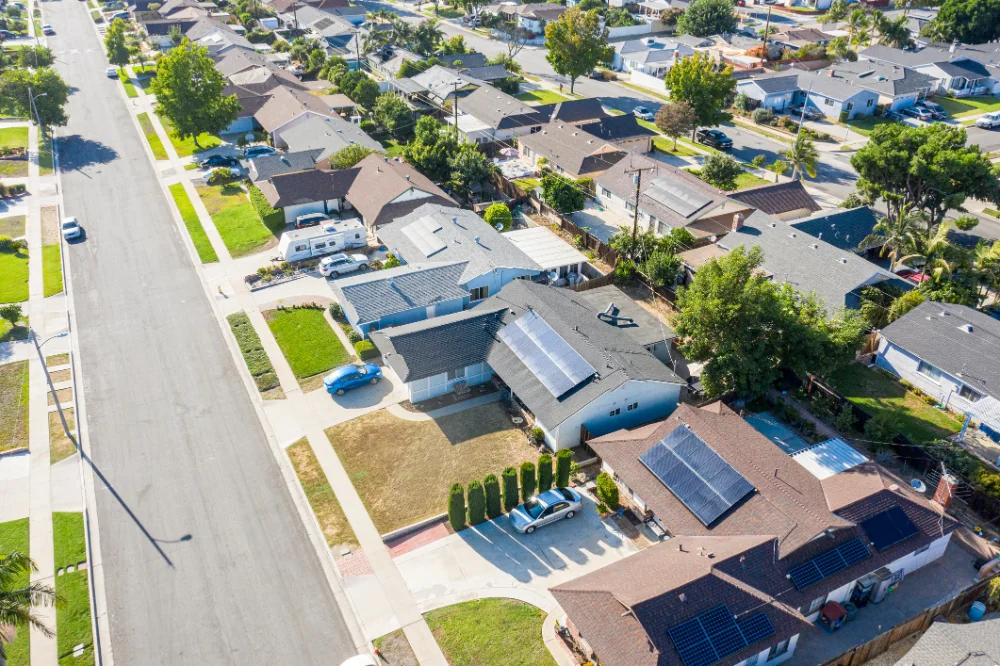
[385,391,500,422]
[0,451,30,523]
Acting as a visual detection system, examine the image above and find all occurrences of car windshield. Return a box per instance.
[556,488,574,501]
[357,366,367,375]
[62,221,76,229]
[522,499,545,519]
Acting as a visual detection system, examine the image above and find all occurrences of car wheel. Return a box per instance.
[336,388,345,396]
[370,377,378,385]
[525,526,535,534]
[565,511,575,519]
[358,264,369,271]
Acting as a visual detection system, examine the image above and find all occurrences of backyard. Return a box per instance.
[828,363,964,444]
[425,599,556,666]
[287,437,357,551]
[325,402,539,534]
[155,112,221,157]
[197,183,281,258]
[264,306,349,391]
[0,360,30,452]
[0,518,30,666]
[515,89,573,105]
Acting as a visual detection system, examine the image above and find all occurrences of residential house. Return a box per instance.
[769,28,835,51]
[279,114,383,161]
[875,301,1000,438]
[186,17,253,55]
[141,18,202,49]
[577,114,657,154]
[369,47,425,79]
[519,123,627,179]
[860,43,1000,97]
[256,168,359,224]
[895,617,1000,665]
[502,226,590,285]
[371,280,685,448]
[736,74,804,112]
[248,149,324,183]
[294,6,359,51]
[716,210,900,312]
[819,60,936,112]
[436,52,490,69]
[276,1,365,29]
[409,65,485,105]
[728,180,822,221]
[595,156,754,239]
[790,207,880,253]
[499,2,566,33]
[558,402,958,666]
[613,36,710,77]
[253,86,355,147]
[737,71,881,119]
[333,204,540,335]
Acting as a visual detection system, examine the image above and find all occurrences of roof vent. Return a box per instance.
[958,324,973,333]
[405,174,410,181]
[788,232,796,238]
[474,235,481,245]
[768,222,776,228]
[810,243,818,249]
[453,216,459,225]
[679,593,687,602]
[839,257,848,264]
[817,232,823,240]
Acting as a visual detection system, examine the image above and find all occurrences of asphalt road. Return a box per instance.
[45,2,356,664]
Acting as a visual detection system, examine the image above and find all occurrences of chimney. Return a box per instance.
[933,473,959,509]
[732,214,745,231]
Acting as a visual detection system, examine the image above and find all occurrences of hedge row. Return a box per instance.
[247,183,282,227]
[354,339,379,361]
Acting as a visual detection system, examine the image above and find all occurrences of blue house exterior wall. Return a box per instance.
[351,295,469,337]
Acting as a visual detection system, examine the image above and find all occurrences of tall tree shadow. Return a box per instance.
[55,134,119,171]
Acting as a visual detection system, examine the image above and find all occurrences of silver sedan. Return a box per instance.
[509,487,583,534]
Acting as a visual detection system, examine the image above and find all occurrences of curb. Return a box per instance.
[382,513,448,543]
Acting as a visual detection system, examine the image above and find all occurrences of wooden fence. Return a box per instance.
[819,576,995,666]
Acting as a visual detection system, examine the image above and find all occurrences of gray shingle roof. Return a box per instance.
[256,167,359,207]
[936,59,991,78]
[879,301,1000,400]
[279,114,384,160]
[411,65,485,101]
[728,180,821,218]
[436,52,489,69]
[719,210,894,313]
[344,154,457,228]
[578,115,657,142]
[457,86,607,131]
[861,42,1000,72]
[790,207,879,252]
[463,64,513,81]
[571,285,676,347]
[824,60,937,96]
[519,123,626,176]
[895,617,1000,666]
[742,73,801,94]
[249,149,323,182]
[331,262,470,325]
[376,204,539,284]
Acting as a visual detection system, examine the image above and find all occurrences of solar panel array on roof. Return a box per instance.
[860,505,919,552]
[401,216,446,256]
[497,310,596,398]
[645,177,713,218]
[668,604,777,666]
[313,17,334,29]
[638,425,755,526]
[787,537,872,590]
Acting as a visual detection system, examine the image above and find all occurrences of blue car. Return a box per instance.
[324,363,382,396]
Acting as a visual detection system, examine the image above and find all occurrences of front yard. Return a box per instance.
[828,363,964,443]
[0,245,30,302]
[197,183,281,258]
[325,402,539,534]
[0,126,29,177]
[264,306,349,391]
[155,112,221,157]
[425,599,556,666]
[846,115,897,137]
[515,89,573,105]
[0,360,29,453]
[936,96,1000,118]
[0,518,30,665]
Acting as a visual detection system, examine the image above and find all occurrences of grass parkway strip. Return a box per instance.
[286,437,357,550]
[136,112,168,161]
[168,183,218,262]
[226,312,283,398]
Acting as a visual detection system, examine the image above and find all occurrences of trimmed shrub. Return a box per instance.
[502,466,519,512]
[328,302,342,319]
[483,202,513,232]
[207,167,234,184]
[448,483,466,531]
[248,183,280,223]
[751,107,773,125]
[555,449,573,488]
[347,329,362,344]
[467,480,486,525]
[537,453,553,493]
[529,427,545,445]
[865,412,900,449]
[520,461,536,502]
[484,474,502,519]
[596,472,619,511]
[834,406,856,433]
[354,339,379,360]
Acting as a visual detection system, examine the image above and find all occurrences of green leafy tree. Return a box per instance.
[924,0,1000,44]
[488,52,523,75]
[501,466,519,512]
[439,34,469,55]
[786,136,819,180]
[0,551,58,665]
[484,474,502,519]
[467,480,486,525]
[150,39,239,147]
[676,0,737,37]
[654,100,696,150]
[17,45,54,68]
[699,153,742,191]
[329,144,378,170]
[644,251,682,290]
[859,206,919,269]
[0,304,22,328]
[544,7,613,94]
[888,289,924,323]
[596,472,619,510]
[555,449,572,488]
[447,483,466,530]
[103,19,129,70]
[484,202,513,231]
[168,24,184,46]
[403,116,459,181]
[373,92,411,139]
[537,453,553,493]
[0,67,70,127]
[349,76,380,109]
[819,0,850,23]
[520,461,536,502]
[664,52,735,134]
[540,172,585,214]
[450,142,495,198]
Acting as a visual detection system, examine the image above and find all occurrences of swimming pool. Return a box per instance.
[744,412,811,455]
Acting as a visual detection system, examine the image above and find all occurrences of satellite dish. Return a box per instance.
[244,133,254,142]
[495,222,504,231]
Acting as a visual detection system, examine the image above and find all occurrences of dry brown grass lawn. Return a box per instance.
[374,630,418,666]
[50,408,76,464]
[286,438,357,550]
[48,387,72,407]
[41,205,60,245]
[0,361,29,452]
[49,369,71,383]
[46,353,69,367]
[325,402,537,534]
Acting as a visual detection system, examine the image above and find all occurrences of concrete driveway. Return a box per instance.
[570,199,632,243]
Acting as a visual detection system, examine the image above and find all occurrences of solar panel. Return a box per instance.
[401,216,446,257]
[645,177,713,218]
[787,538,871,591]
[861,506,919,552]
[497,310,595,398]
[668,605,776,666]
[639,425,755,526]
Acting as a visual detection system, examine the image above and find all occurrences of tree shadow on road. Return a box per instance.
[54,134,118,171]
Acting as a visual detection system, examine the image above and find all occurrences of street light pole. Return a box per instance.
[28,88,48,143]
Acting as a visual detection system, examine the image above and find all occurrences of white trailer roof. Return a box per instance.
[503,226,589,271]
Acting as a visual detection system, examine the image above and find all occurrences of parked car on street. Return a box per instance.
[105,66,117,77]
[509,487,583,534]
[61,216,82,240]
[788,104,823,121]
[41,24,54,34]
[294,212,329,229]
[198,154,241,168]
[324,363,382,396]
[901,105,933,121]
[319,253,369,277]
[244,145,278,159]
[109,11,130,19]
[916,100,947,120]
[976,112,1000,129]
[588,69,603,80]
[0,30,15,39]
[695,128,733,150]
[632,106,654,121]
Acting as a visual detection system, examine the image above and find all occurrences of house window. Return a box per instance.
[824,98,834,107]
[601,187,611,198]
[447,366,465,381]
[866,98,875,107]
[610,408,620,417]
[744,652,760,666]
[770,639,791,659]
[846,102,854,111]
[657,219,672,236]
[914,543,931,556]
[556,165,564,174]
[626,202,636,213]
[470,286,489,301]
[917,360,943,382]
[958,384,983,402]
[627,402,638,411]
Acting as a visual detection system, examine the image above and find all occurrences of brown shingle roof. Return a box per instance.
[254,86,337,133]
[257,167,359,207]
[728,180,822,218]
[345,154,457,227]
[519,123,626,177]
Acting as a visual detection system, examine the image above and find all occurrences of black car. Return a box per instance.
[0,29,16,39]
[589,69,603,80]
[695,128,733,150]
[199,154,241,168]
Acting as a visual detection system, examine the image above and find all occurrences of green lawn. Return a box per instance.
[0,359,29,453]
[287,437,357,549]
[653,136,700,157]
[425,599,556,666]
[264,307,349,384]
[0,126,29,149]
[156,112,221,157]
[39,134,54,176]
[43,243,63,297]
[0,214,26,237]
[381,138,406,158]
[134,65,156,90]
[0,314,29,342]
[515,89,573,105]
[117,69,137,98]
[845,115,897,137]
[137,112,168,161]
[828,363,964,444]
[0,157,28,177]
[0,248,30,302]
[423,5,462,17]
[169,183,218,262]
[734,171,770,190]
[197,184,279,258]
[0,518,30,666]
[936,96,1000,118]
[56,571,95,666]
[513,177,540,191]
[226,312,282,397]
[53,512,87,570]
[984,208,999,218]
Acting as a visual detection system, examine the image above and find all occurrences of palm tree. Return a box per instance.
[785,136,819,180]
[859,205,920,270]
[828,36,852,61]
[766,159,788,183]
[905,220,954,283]
[0,552,58,666]
[877,14,912,48]
[973,239,1000,304]
[846,8,868,45]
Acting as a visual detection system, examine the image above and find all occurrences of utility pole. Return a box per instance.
[624,161,656,248]
[354,31,361,72]
[760,6,772,49]
[453,78,463,136]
